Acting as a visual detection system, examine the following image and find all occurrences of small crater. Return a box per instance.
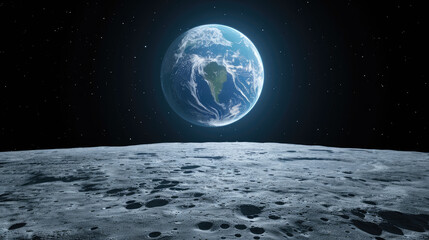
[220,224,230,229]
[146,199,169,208]
[362,200,377,205]
[239,204,263,217]
[154,180,179,189]
[136,152,157,158]
[274,201,285,205]
[181,204,195,209]
[280,226,294,236]
[197,221,213,230]
[90,227,98,230]
[278,157,343,162]
[309,149,334,153]
[269,215,280,220]
[181,165,200,170]
[170,187,189,191]
[351,209,366,218]
[235,224,247,230]
[80,184,101,192]
[194,193,204,197]
[106,188,123,194]
[125,202,142,209]
[149,231,161,238]
[0,192,12,202]
[194,156,224,160]
[351,220,382,236]
[294,220,313,233]
[371,178,395,182]
[8,222,26,230]
[320,217,329,222]
[250,227,265,234]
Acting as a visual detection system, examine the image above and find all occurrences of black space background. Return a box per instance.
[0,1,427,152]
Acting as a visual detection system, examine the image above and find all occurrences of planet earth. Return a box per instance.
[161,24,264,127]
[1,143,429,239]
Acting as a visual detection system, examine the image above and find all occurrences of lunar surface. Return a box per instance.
[0,142,428,239]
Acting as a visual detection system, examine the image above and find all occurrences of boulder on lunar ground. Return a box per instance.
[0,142,428,239]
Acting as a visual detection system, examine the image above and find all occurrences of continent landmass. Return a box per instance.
[203,62,227,103]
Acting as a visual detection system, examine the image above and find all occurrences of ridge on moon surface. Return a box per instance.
[0,142,428,239]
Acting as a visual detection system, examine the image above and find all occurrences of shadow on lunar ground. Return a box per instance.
[349,209,429,237]
[308,149,335,154]
[193,156,224,160]
[22,173,90,186]
[277,157,345,162]
[0,143,428,239]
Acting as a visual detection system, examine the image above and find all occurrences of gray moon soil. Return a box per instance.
[0,142,428,240]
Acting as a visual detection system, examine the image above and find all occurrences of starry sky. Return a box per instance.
[0,0,427,151]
